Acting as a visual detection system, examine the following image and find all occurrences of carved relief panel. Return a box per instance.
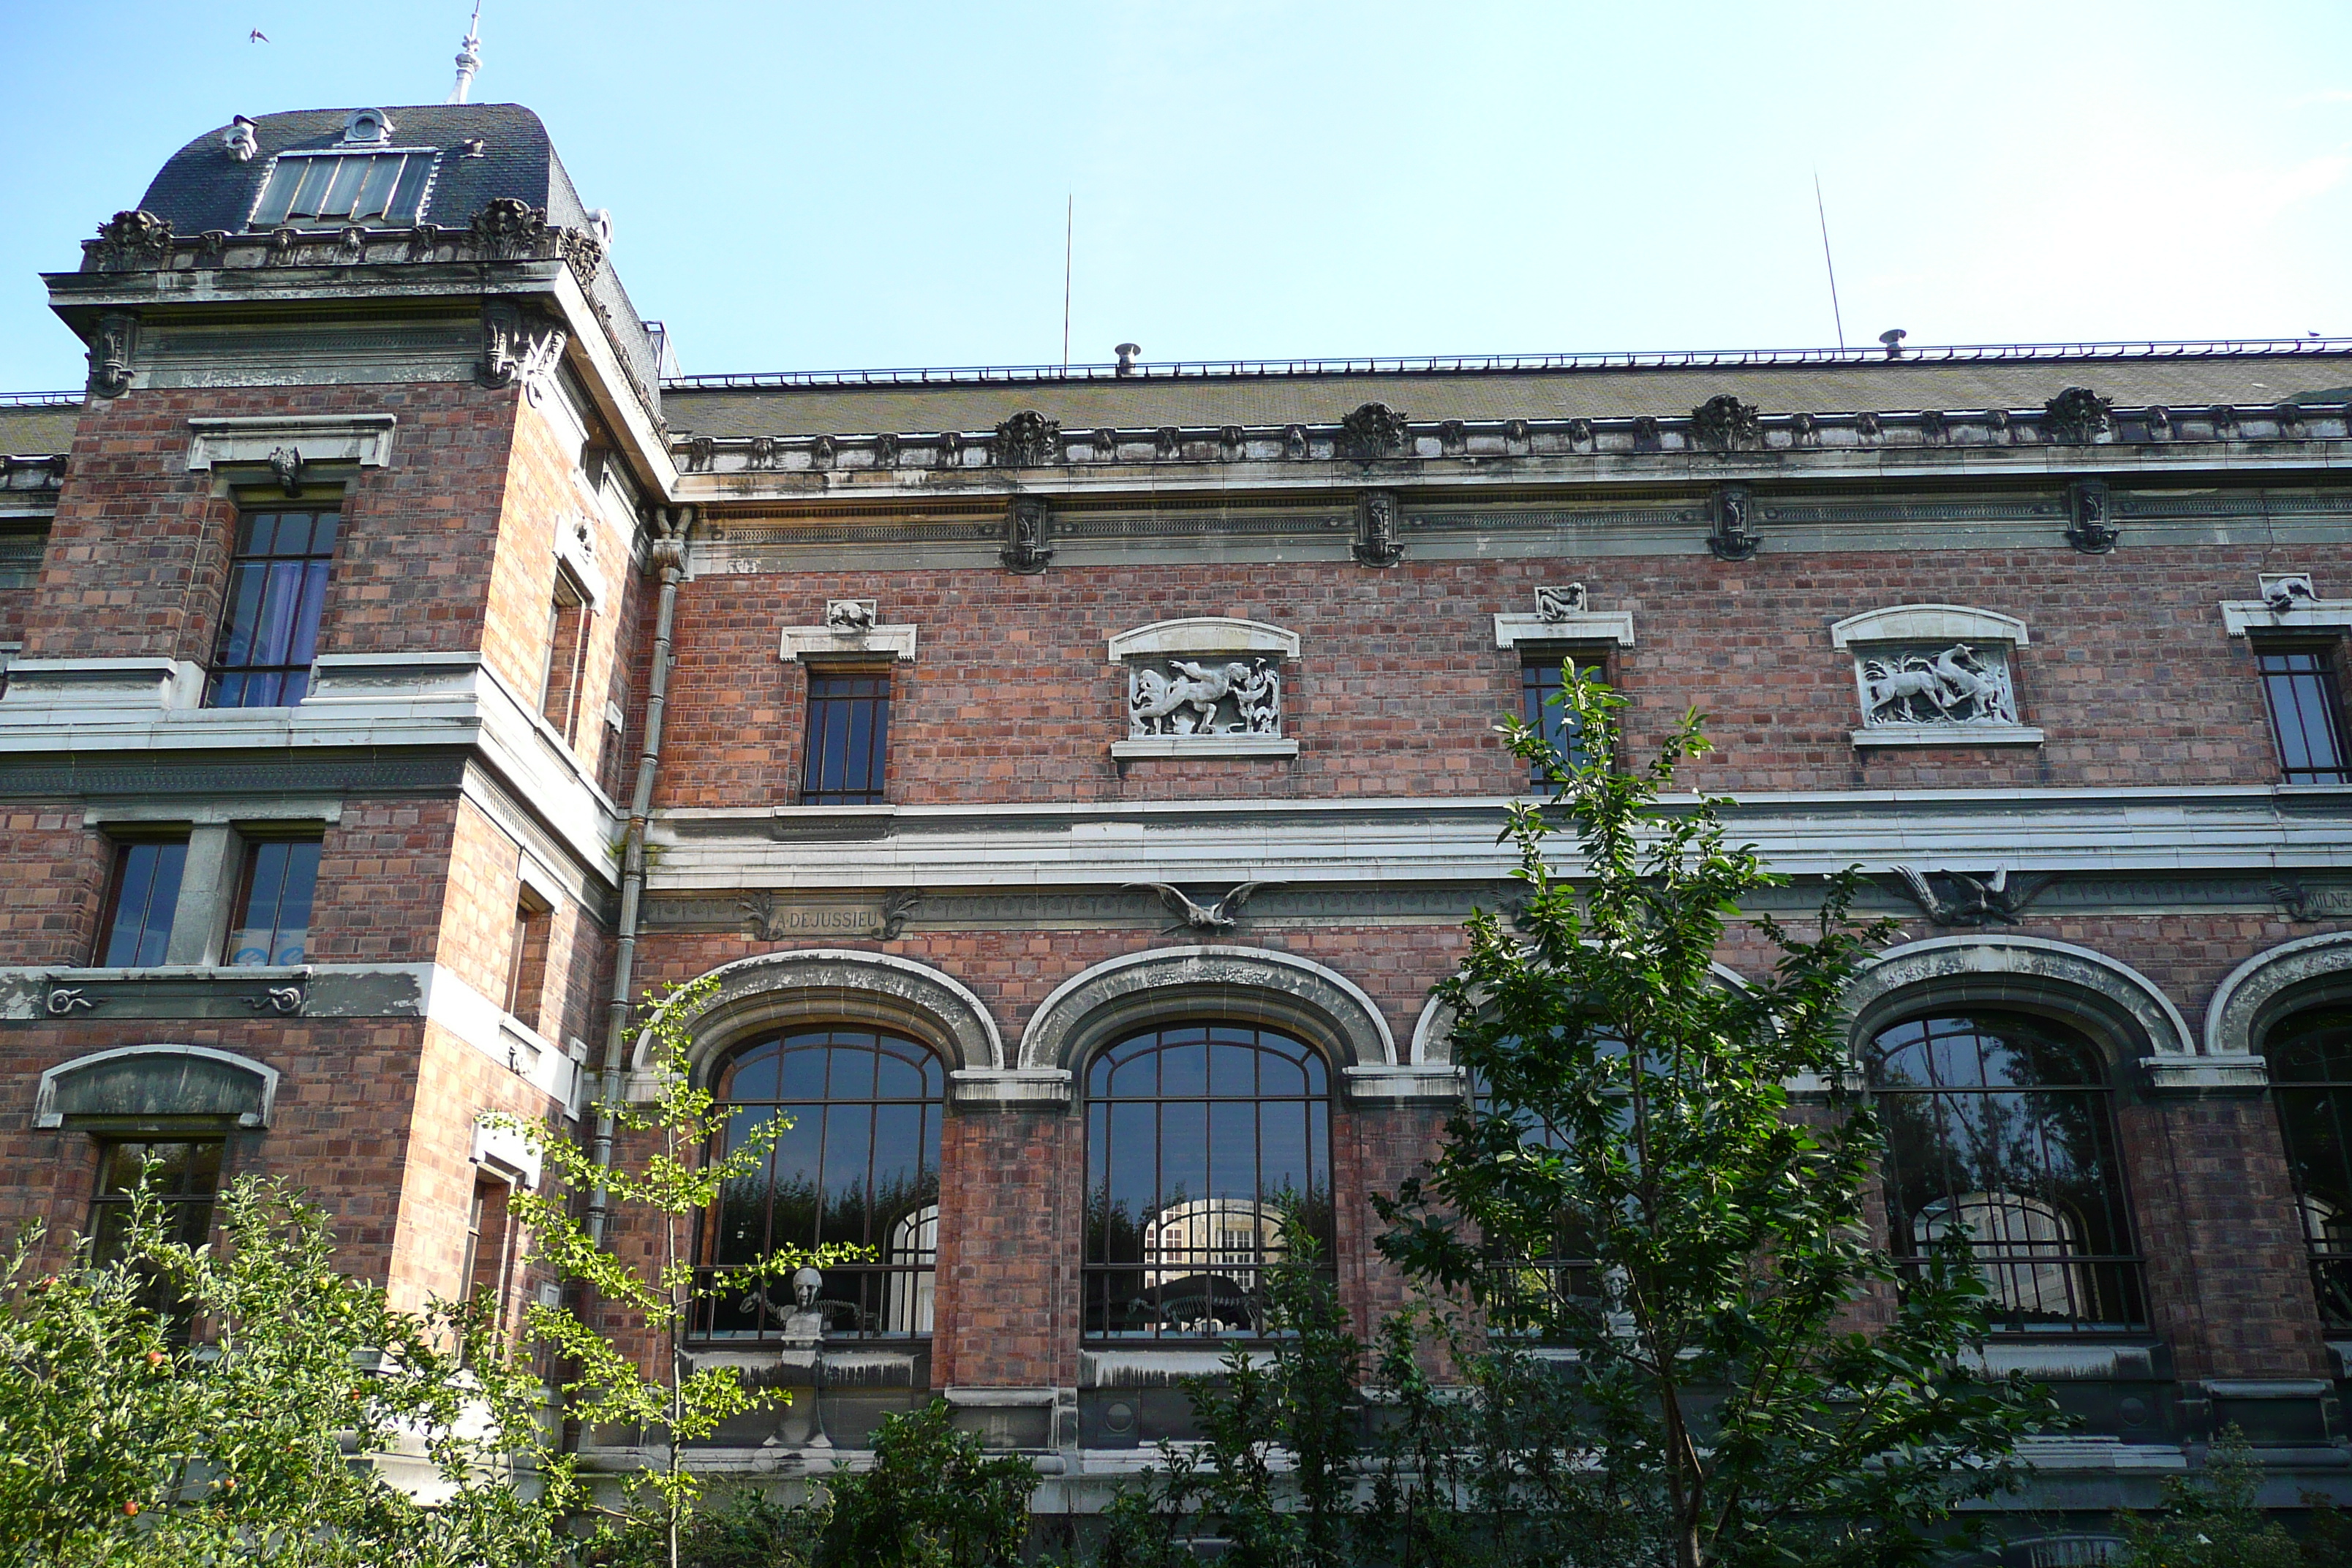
[1107,617,1302,758]
[1830,605,2043,748]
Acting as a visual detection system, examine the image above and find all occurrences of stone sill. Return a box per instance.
[1112,736,1298,760]
[1850,725,2045,749]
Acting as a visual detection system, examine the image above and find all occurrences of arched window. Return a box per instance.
[2263,1007,2352,1327]
[1085,1023,1333,1339]
[693,1028,943,1341]
[1871,1011,2144,1333]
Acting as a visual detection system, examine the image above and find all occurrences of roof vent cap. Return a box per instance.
[342,108,395,146]
[1877,328,1907,359]
[224,116,257,162]
[1115,342,1141,377]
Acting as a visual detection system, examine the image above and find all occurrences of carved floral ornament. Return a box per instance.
[1830,605,2043,748]
[1107,618,1301,759]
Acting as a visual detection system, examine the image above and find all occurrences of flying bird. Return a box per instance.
[1126,882,1273,934]
[249,29,269,42]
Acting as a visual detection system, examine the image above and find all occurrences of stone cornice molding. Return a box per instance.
[1017,944,1397,1085]
[186,413,396,473]
[1106,618,1300,660]
[1831,603,2031,649]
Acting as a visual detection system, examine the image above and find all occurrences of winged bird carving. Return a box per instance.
[1126,882,1273,933]
[1889,865,2054,927]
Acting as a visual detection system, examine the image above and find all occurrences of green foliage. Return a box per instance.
[0,1173,566,1568]
[2110,1425,2302,1568]
[813,1400,1035,1568]
[1375,666,2057,1568]
[586,1485,819,1568]
[491,975,868,1559]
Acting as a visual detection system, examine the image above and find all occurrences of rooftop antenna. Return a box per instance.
[1813,170,1846,352]
[446,1,483,105]
[1061,194,1074,377]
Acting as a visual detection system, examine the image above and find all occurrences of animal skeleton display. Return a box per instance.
[1128,657,1282,738]
[1857,642,2018,727]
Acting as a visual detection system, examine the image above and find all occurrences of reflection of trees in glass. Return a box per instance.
[2264,1007,2352,1327]
[1871,1011,2140,1330]
[1083,1023,1332,1338]
[701,1029,943,1338]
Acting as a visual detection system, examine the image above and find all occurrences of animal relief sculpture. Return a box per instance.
[1856,643,2019,728]
[1128,658,1282,739]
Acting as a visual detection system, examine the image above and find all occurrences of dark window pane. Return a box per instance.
[100,841,186,968]
[91,1139,222,1262]
[698,1031,943,1341]
[1082,1024,1335,1341]
[1871,1012,2142,1333]
[801,672,891,804]
[1521,657,1600,773]
[207,510,338,710]
[2258,646,2352,784]
[228,838,321,966]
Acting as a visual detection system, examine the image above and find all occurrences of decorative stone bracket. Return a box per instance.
[2220,573,2352,638]
[1493,584,1636,649]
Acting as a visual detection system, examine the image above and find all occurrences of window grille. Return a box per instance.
[98,840,186,968]
[1520,654,1604,774]
[1085,1023,1333,1340]
[801,669,892,804]
[1872,1011,2145,1333]
[2262,1007,2352,1327]
[227,837,320,967]
[249,151,434,229]
[693,1029,943,1341]
[2255,643,2351,784]
[206,509,337,708]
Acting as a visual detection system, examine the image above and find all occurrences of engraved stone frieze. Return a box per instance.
[1854,642,2021,729]
[1127,658,1282,739]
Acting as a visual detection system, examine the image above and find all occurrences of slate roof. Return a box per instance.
[663,344,2352,438]
[0,402,81,457]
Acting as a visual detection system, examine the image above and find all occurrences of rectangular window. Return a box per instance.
[249,151,434,228]
[98,839,187,968]
[1521,653,1605,774]
[459,1177,516,1352]
[206,508,338,709]
[2258,643,2352,784]
[538,570,592,745]
[802,668,892,804]
[91,1139,222,1262]
[226,837,322,967]
[503,899,549,1030]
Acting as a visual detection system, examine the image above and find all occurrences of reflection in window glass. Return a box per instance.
[90,1139,222,1262]
[801,671,891,804]
[2264,1009,2352,1327]
[1085,1024,1333,1340]
[249,151,434,228]
[2256,644,2351,784]
[1872,1011,2144,1332]
[207,510,338,708]
[1520,656,1602,776]
[227,838,320,966]
[99,840,186,968]
[696,1030,942,1340]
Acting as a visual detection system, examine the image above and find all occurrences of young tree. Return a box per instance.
[814,1400,1036,1568]
[494,976,867,1568]
[1378,666,2055,1568]
[0,1174,565,1568]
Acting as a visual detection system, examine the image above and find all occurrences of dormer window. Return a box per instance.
[342,108,394,145]
[248,149,434,229]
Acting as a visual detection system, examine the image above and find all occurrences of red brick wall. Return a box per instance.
[649,546,2352,808]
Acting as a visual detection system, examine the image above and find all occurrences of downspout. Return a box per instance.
[587,503,693,1245]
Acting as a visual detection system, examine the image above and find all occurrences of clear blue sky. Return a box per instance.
[1,1,2347,390]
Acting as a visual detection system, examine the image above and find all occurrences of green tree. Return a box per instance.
[493,976,867,1568]
[2111,1425,2301,1568]
[0,1173,565,1567]
[814,1399,1035,1568]
[1377,665,2056,1568]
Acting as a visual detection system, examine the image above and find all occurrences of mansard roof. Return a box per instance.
[135,103,593,237]
[663,341,2352,439]
[0,398,81,458]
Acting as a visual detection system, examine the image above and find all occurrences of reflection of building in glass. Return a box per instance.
[1142,1196,1288,1285]
[1915,1191,2085,1319]
[883,1202,938,1335]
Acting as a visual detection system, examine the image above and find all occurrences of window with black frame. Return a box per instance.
[800,668,892,804]
[1871,1011,2145,1333]
[1085,1023,1333,1341]
[2254,640,2352,785]
[693,1029,942,1341]
[207,508,338,708]
[90,1138,222,1262]
[97,838,187,968]
[2261,1007,2352,1327]
[1520,652,1605,777]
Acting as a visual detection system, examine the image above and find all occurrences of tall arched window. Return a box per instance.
[693,1028,943,1341]
[2263,1006,2352,1327]
[1085,1022,1333,1340]
[1871,1011,2144,1333]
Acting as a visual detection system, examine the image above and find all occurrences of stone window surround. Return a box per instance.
[82,800,341,971]
[34,1043,279,1131]
[1108,617,1300,761]
[780,599,919,664]
[1831,603,2043,749]
[185,413,397,477]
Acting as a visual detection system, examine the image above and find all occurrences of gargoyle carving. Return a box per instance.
[2266,574,2320,611]
[267,447,305,497]
[1340,402,1409,459]
[2043,386,2113,446]
[994,410,1061,467]
[1689,394,1761,455]
[479,302,566,390]
[1126,882,1274,933]
[1888,866,2054,927]
[2066,478,2118,554]
[1706,483,1759,562]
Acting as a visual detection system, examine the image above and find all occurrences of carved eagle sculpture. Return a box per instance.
[1127,881,1273,933]
[1890,864,2054,927]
